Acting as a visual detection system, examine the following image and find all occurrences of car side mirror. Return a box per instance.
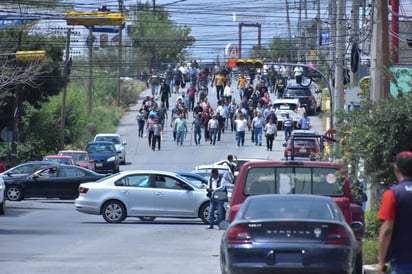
[350,221,364,232]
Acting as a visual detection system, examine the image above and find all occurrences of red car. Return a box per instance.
[227,160,366,274]
[58,150,92,169]
[284,130,321,160]
[43,155,75,166]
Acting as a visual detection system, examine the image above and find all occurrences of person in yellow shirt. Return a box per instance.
[237,74,247,100]
[215,72,225,101]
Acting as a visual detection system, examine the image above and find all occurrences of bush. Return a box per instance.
[363,238,379,264]
[363,210,380,264]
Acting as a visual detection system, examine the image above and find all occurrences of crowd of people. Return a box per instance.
[136,60,310,151]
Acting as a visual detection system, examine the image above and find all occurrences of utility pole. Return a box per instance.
[351,0,360,84]
[329,0,336,114]
[88,26,93,114]
[285,0,292,59]
[334,0,346,112]
[370,0,390,101]
[117,0,124,107]
[60,29,71,150]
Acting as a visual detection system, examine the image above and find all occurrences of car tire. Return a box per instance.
[199,202,212,224]
[6,185,24,201]
[0,200,5,215]
[353,252,363,274]
[102,200,126,223]
[138,216,156,221]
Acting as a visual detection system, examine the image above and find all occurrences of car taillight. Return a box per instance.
[227,224,252,244]
[79,186,89,194]
[325,225,351,246]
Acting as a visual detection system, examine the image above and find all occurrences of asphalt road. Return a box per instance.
[0,84,326,274]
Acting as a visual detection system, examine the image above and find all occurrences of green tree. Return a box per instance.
[333,93,412,206]
[129,1,195,70]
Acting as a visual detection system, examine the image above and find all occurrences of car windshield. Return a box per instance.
[286,88,310,96]
[95,136,121,144]
[273,103,298,111]
[243,167,344,196]
[59,152,87,162]
[293,139,317,147]
[87,144,115,153]
[240,196,341,221]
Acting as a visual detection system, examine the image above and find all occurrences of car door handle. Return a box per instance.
[122,190,129,195]
[156,192,163,196]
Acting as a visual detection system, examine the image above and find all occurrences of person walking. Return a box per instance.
[206,168,226,229]
[215,71,225,101]
[234,114,247,147]
[173,112,187,146]
[192,114,202,145]
[146,114,155,147]
[298,112,311,129]
[186,83,197,112]
[151,119,162,151]
[208,114,219,145]
[264,118,277,151]
[237,74,247,99]
[136,108,147,137]
[283,112,293,141]
[251,112,265,146]
[159,80,171,110]
[377,151,412,274]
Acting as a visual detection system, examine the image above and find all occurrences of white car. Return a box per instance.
[192,164,231,181]
[0,177,5,215]
[94,133,127,164]
[75,170,212,223]
[211,158,271,177]
[272,98,306,130]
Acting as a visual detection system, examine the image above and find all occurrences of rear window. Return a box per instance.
[243,167,343,196]
[285,88,311,96]
[293,139,317,146]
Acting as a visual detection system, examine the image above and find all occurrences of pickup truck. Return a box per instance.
[228,160,365,274]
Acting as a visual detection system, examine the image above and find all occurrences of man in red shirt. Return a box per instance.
[377,151,412,274]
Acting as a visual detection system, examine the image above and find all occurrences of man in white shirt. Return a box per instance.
[234,115,248,146]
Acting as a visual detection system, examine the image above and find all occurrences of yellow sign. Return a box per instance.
[16,50,46,62]
[66,11,125,26]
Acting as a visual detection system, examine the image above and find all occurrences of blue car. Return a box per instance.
[86,141,120,174]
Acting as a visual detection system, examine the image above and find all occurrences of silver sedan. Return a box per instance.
[75,170,212,223]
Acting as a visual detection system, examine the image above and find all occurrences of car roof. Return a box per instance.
[95,133,121,137]
[87,141,115,145]
[114,170,182,176]
[241,160,344,169]
[58,150,87,153]
[292,129,318,136]
[194,164,230,170]
[44,155,74,159]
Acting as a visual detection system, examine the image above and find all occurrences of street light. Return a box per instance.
[66,11,125,114]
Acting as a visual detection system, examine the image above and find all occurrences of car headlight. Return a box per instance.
[107,156,117,162]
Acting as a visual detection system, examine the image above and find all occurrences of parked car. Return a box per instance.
[94,133,127,164]
[228,160,366,274]
[0,177,5,214]
[58,150,91,169]
[220,194,359,274]
[43,155,76,166]
[283,83,319,115]
[0,161,60,180]
[284,130,322,160]
[174,171,208,186]
[5,165,105,201]
[272,98,305,130]
[75,170,212,224]
[192,164,231,181]
[86,141,120,174]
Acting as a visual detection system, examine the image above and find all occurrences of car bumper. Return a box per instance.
[224,245,354,274]
[75,198,101,215]
[93,162,118,173]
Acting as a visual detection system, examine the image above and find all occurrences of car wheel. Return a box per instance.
[0,201,5,215]
[199,202,212,224]
[353,252,363,274]
[6,185,23,201]
[102,200,126,223]
[138,216,156,221]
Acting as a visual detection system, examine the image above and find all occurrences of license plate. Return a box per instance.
[96,163,103,167]
[276,252,302,263]
[299,148,307,153]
